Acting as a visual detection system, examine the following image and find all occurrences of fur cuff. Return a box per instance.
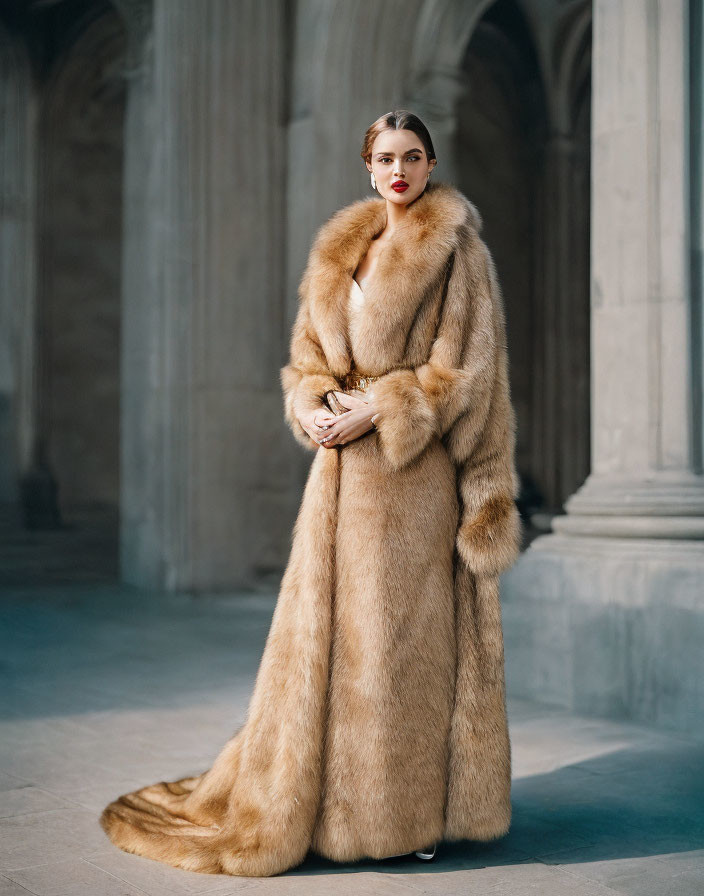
[280,365,341,451]
[367,369,438,471]
[456,493,522,577]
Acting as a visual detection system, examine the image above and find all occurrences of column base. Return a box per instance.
[500,532,704,737]
[555,471,704,538]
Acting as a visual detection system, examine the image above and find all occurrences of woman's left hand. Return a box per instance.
[319,390,377,447]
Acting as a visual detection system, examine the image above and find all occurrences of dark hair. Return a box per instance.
[361,109,437,165]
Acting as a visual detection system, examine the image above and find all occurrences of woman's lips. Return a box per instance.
[392,182,408,192]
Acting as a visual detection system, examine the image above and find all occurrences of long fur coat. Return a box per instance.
[99,180,522,877]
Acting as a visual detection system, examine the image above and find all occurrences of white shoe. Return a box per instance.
[380,842,438,861]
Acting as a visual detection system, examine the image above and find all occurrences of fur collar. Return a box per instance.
[304,180,482,376]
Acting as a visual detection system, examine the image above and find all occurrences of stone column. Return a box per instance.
[116,0,287,591]
[552,0,704,539]
[0,27,37,510]
[502,0,704,736]
[693,0,704,466]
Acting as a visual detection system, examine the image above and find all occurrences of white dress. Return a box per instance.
[350,276,365,311]
[347,278,378,421]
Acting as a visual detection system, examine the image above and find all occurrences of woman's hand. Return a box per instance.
[297,391,378,448]
[297,406,340,445]
[318,391,378,448]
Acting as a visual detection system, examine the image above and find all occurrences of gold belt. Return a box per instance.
[342,371,380,392]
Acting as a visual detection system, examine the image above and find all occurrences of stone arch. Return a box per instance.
[455,0,547,525]
[406,0,592,528]
[554,0,592,133]
[406,0,496,184]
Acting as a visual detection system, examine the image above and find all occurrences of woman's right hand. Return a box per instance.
[298,406,340,445]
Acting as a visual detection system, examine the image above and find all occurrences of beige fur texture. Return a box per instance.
[99,181,522,877]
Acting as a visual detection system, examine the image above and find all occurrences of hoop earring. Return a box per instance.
[370,171,377,191]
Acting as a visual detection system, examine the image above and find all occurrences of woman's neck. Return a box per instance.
[383,199,409,235]
[377,188,425,240]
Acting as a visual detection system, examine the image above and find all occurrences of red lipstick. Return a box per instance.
[392,180,408,193]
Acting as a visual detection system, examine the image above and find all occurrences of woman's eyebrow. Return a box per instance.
[374,148,424,157]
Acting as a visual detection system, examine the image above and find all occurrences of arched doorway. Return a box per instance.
[0,3,127,584]
[37,10,126,523]
[409,0,592,539]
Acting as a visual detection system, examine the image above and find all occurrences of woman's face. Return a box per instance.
[366,129,437,204]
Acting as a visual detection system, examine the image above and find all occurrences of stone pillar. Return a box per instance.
[693,0,704,468]
[554,0,704,538]
[0,27,37,511]
[116,0,287,591]
[502,0,704,736]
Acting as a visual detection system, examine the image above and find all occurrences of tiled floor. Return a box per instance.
[1,582,703,895]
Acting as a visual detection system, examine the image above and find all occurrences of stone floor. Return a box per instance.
[1,581,703,895]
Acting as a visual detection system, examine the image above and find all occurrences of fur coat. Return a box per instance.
[99,180,522,877]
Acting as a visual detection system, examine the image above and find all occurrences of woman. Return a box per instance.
[99,110,522,878]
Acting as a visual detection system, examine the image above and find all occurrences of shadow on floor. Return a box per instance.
[1,580,703,893]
